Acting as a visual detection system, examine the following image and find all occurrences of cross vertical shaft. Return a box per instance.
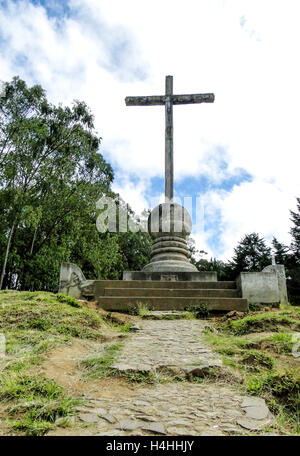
[165,75,173,202]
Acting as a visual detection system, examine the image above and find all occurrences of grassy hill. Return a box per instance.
[0,290,116,435]
[0,290,299,435]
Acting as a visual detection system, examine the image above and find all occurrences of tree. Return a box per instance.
[0,77,114,289]
[229,233,272,279]
[290,197,300,264]
[0,76,153,290]
[272,237,291,266]
[287,198,300,305]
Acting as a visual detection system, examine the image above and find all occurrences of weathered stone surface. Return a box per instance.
[123,273,219,282]
[78,413,99,424]
[245,406,270,420]
[116,420,140,431]
[75,407,92,413]
[99,296,248,312]
[72,319,276,437]
[199,430,225,436]
[112,320,224,372]
[76,382,267,435]
[236,418,267,431]
[58,262,94,299]
[237,264,288,307]
[241,397,267,408]
[263,265,288,306]
[183,361,223,378]
[100,414,116,424]
[142,422,167,435]
[136,415,157,422]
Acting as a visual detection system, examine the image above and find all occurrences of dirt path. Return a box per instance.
[45,317,276,436]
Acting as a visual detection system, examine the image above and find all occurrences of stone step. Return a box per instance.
[94,280,237,290]
[97,296,248,312]
[100,288,240,298]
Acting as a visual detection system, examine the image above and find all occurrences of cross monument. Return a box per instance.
[125,75,214,202]
[125,76,215,273]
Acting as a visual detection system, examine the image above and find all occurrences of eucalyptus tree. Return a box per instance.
[0,77,114,289]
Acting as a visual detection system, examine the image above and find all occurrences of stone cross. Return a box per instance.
[125,75,214,202]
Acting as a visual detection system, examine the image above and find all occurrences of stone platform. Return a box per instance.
[58,262,288,312]
[94,279,248,312]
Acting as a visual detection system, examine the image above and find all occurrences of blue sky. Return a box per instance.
[0,0,299,260]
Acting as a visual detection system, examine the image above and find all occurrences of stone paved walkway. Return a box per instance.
[113,319,222,372]
[74,318,275,436]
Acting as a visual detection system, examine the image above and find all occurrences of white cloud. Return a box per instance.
[111,175,150,216]
[201,179,297,261]
[0,0,299,258]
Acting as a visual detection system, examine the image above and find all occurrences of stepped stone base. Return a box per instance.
[97,296,248,312]
[58,262,287,312]
[123,271,217,282]
[94,279,248,312]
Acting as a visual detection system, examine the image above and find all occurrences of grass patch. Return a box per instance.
[247,370,300,416]
[143,311,196,320]
[81,343,123,379]
[241,350,275,370]
[128,302,152,316]
[0,290,107,435]
[56,294,82,308]
[0,291,107,378]
[0,372,80,436]
[204,331,257,355]
[0,373,63,401]
[186,303,210,319]
[223,312,300,335]
[123,370,161,384]
[0,291,104,340]
[254,332,299,354]
[118,323,132,332]
[10,418,53,436]
[206,307,300,434]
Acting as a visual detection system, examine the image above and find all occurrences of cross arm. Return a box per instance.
[125,96,165,106]
[172,93,214,104]
[125,93,214,106]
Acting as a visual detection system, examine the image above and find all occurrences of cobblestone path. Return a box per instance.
[74,318,275,436]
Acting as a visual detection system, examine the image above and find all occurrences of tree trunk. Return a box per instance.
[30,223,39,256]
[0,220,16,290]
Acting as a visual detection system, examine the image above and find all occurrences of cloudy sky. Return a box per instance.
[1,0,299,260]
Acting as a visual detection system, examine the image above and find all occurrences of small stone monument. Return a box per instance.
[124,75,214,277]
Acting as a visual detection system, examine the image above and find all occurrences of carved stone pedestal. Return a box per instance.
[141,202,197,273]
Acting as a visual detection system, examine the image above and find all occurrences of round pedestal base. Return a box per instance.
[142,259,198,273]
[143,202,197,273]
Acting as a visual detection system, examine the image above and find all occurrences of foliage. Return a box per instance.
[0,77,151,290]
[228,233,271,279]
[290,198,300,264]
[81,343,122,378]
[186,303,210,319]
